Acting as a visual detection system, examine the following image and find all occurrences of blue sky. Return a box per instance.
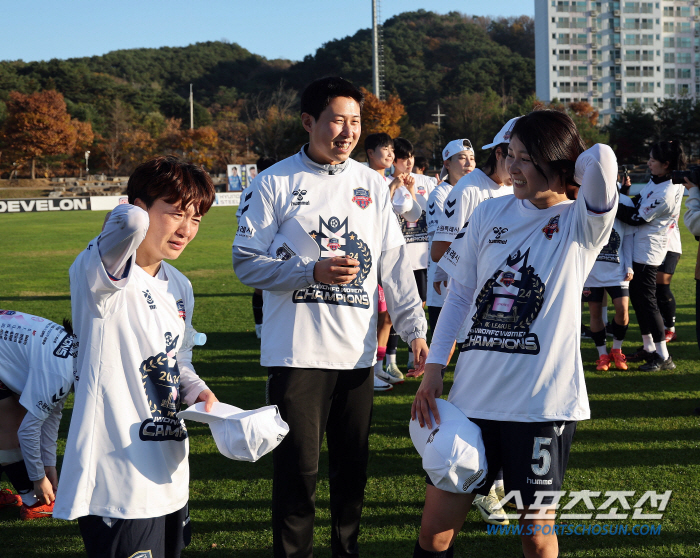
[0,1,533,63]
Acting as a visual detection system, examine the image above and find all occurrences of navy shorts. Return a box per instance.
[425,419,577,507]
[0,379,16,401]
[582,285,629,303]
[78,503,190,558]
[659,251,680,275]
[414,269,428,303]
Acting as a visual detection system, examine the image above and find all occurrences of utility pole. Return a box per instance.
[189,84,194,130]
[432,103,446,165]
[371,0,384,100]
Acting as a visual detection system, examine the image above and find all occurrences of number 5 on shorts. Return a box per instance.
[531,436,552,476]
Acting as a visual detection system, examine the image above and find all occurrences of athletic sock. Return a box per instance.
[413,541,454,558]
[590,329,607,354]
[387,327,399,355]
[656,284,676,330]
[601,306,608,325]
[375,346,386,375]
[642,334,656,353]
[374,360,384,375]
[252,292,264,325]
[612,339,624,350]
[611,320,628,344]
[656,340,669,360]
[1,458,33,500]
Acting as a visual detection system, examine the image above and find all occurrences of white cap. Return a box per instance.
[440,139,474,181]
[409,398,488,494]
[269,218,320,261]
[178,402,290,462]
[481,116,521,150]
[442,139,474,162]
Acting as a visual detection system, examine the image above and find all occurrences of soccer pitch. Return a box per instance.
[1,207,699,557]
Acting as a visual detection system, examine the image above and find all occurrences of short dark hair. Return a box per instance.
[414,156,429,171]
[650,140,686,173]
[393,137,414,160]
[364,132,393,155]
[481,143,509,177]
[256,156,277,172]
[127,156,216,215]
[510,110,586,186]
[300,77,364,120]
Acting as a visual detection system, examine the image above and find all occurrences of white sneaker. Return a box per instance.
[376,362,404,384]
[473,487,509,525]
[494,483,516,509]
[373,375,393,391]
[255,324,262,339]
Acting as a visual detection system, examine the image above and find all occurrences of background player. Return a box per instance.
[55,156,218,558]
[413,110,618,558]
[390,137,435,371]
[582,191,636,371]
[0,311,76,520]
[617,141,685,370]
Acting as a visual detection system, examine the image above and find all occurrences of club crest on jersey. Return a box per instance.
[0,310,16,315]
[294,215,372,309]
[417,185,427,196]
[463,248,543,355]
[138,332,187,443]
[142,290,157,310]
[176,299,186,320]
[542,215,560,240]
[352,187,372,209]
[582,288,592,297]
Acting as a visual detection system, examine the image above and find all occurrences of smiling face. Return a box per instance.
[648,151,670,177]
[507,135,567,209]
[302,96,361,165]
[367,144,395,171]
[444,150,476,185]
[135,198,201,274]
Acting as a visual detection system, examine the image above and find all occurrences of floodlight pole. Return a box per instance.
[190,84,194,130]
[372,0,380,99]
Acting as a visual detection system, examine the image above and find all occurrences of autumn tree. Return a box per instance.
[357,88,405,154]
[1,90,79,178]
[247,84,306,160]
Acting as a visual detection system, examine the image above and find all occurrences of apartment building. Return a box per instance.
[535,0,700,123]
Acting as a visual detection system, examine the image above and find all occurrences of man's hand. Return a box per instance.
[411,363,444,428]
[624,272,633,282]
[33,475,55,505]
[313,257,359,285]
[406,338,429,378]
[195,389,218,412]
[433,280,447,295]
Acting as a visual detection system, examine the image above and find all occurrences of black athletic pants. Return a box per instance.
[629,261,665,342]
[267,367,374,558]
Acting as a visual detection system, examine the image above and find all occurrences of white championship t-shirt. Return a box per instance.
[391,173,435,270]
[632,178,685,265]
[666,183,685,255]
[56,206,207,521]
[433,169,513,244]
[426,182,453,307]
[0,311,76,419]
[436,146,617,422]
[585,194,636,288]
[234,152,406,369]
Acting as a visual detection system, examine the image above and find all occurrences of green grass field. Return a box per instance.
[1,206,699,557]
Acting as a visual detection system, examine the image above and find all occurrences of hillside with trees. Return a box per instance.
[1,9,692,179]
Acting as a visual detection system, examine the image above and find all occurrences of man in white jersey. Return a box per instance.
[55,157,218,558]
[412,111,618,558]
[0,311,76,520]
[232,77,428,558]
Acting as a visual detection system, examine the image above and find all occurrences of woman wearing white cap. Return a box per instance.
[411,110,618,558]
